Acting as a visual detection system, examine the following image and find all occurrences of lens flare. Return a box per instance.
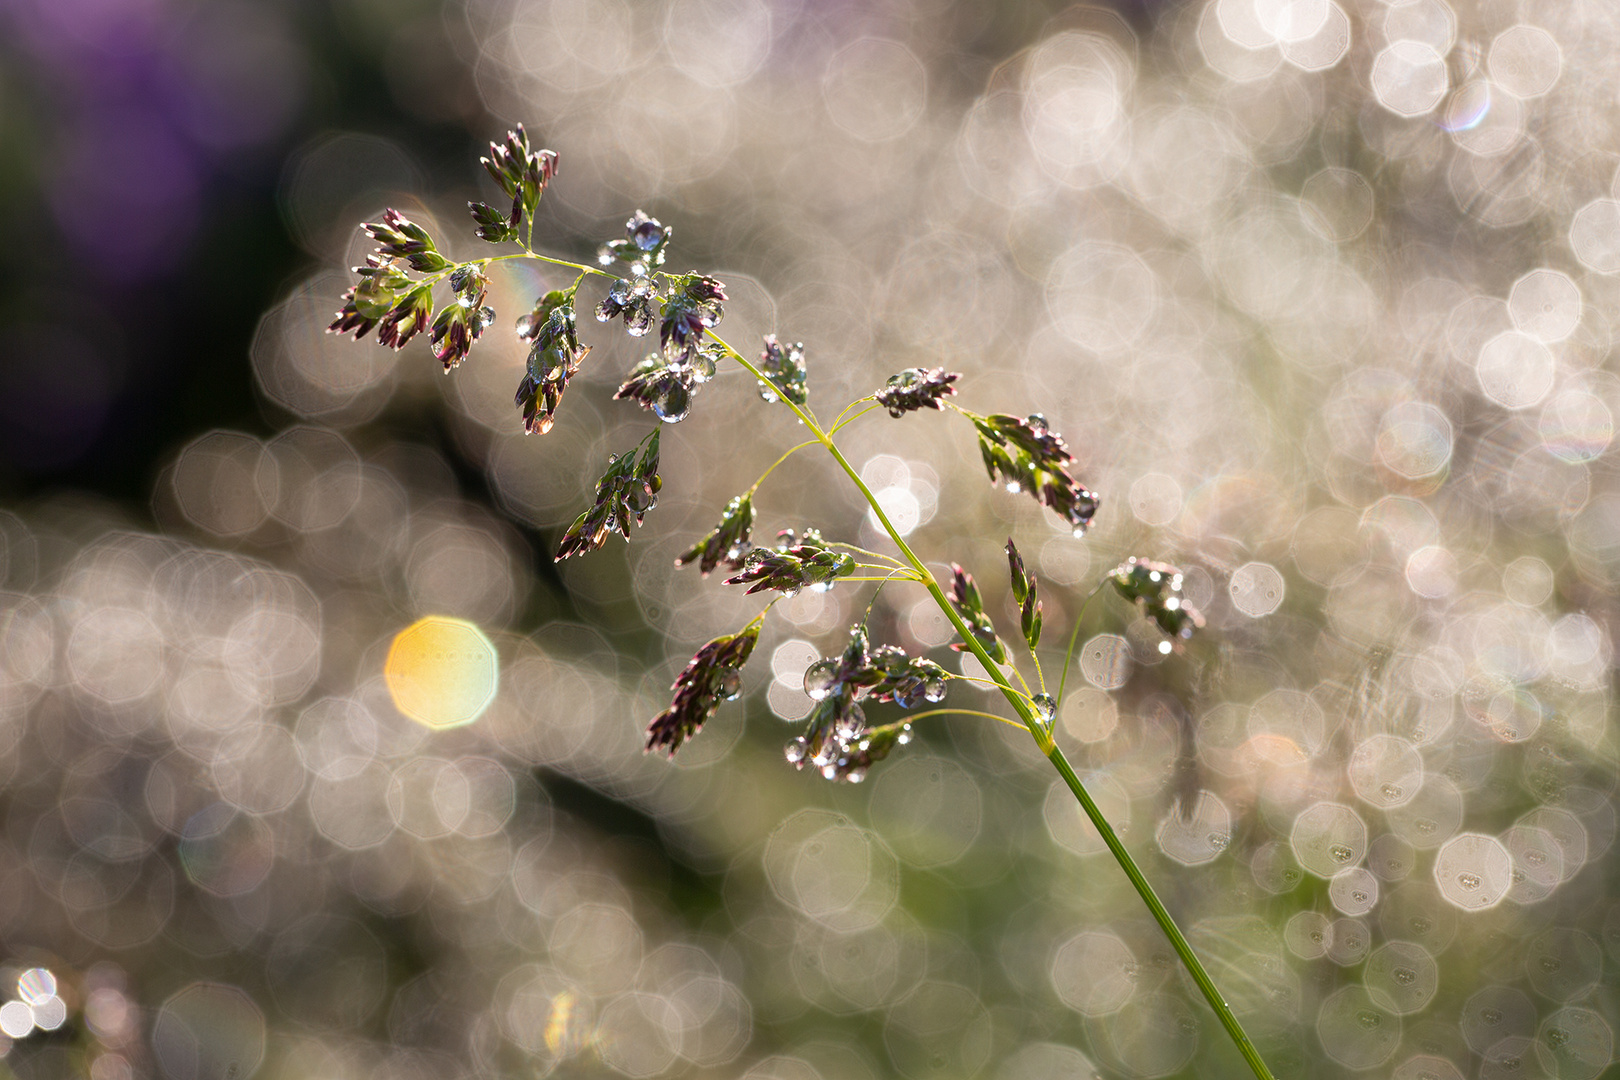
[384,616,499,729]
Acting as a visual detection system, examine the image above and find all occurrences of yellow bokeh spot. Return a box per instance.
[384,617,498,729]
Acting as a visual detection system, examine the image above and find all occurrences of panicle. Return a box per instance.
[875,366,958,417]
[1111,557,1205,640]
[646,622,760,755]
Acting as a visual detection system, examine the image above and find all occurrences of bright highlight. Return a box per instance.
[385,617,499,729]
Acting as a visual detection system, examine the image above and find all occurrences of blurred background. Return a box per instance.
[1,0,1618,1077]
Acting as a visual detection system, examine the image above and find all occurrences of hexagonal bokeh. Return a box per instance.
[151,983,266,1080]
[383,616,499,729]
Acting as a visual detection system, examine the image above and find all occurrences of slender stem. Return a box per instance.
[1045,746,1276,1080]
[892,707,1028,732]
[949,673,1034,697]
[519,250,613,279]
[1005,656,1035,699]
[829,541,908,569]
[748,439,820,496]
[829,401,880,435]
[706,327,1274,1080]
[1056,576,1112,703]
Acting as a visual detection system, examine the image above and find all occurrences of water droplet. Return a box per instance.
[651,380,692,423]
[845,766,866,784]
[718,670,742,701]
[632,219,665,250]
[515,313,538,338]
[784,737,807,765]
[1032,693,1057,726]
[626,482,656,515]
[539,350,568,382]
[895,723,914,745]
[923,676,946,703]
[802,661,838,700]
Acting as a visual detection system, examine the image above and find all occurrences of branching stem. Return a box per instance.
[705,325,1276,1080]
[473,248,1274,1080]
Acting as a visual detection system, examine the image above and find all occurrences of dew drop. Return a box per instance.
[803,660,839,700]
[650,380,693,423]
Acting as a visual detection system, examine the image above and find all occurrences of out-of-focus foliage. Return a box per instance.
[1,0,1620,1078]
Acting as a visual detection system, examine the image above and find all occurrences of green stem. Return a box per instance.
[748,439,820,496]
[892,706,1029,732]
[844,573,924,582]
[829,541,909,570]
[1045,747,1275,1080]
[828,401,881,435]
[1056,576,1112,703]
[707,327,1274,1080]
